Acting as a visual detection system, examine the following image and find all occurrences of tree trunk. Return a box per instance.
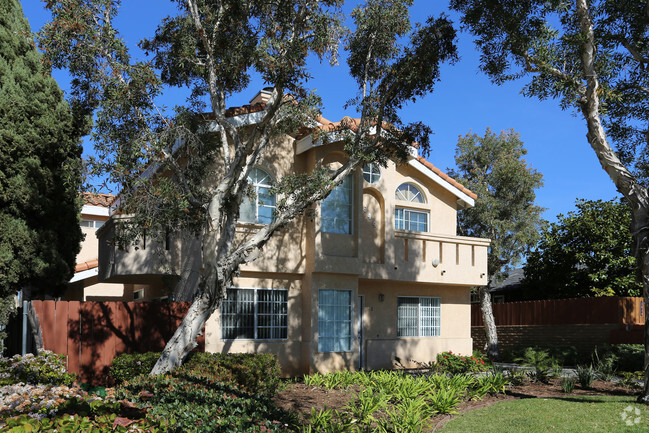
[479,286,499,360]
[150,291,215,375]
[637,226,649,404]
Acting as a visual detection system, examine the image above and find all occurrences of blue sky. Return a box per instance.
[22,0,620,223]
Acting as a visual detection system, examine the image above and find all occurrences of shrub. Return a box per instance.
[436,351,488,375]
[120,373,294,432]
[514,348,553,383]
[502,345,579,366]
[180,352,281,396]
[110,352,161,384]
[0,351,76,386]
[595,344,644,372]
[576,365,596,388]
[561,377,576,393]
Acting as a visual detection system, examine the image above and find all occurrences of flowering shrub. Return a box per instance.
[436,351,488,375]
[0,351,76,386]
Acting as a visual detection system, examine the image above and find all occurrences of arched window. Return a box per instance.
[395,183,428,232]
[240,167,276,224]
[395,183,425,203]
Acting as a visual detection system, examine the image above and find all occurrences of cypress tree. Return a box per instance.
[0,0,83,299]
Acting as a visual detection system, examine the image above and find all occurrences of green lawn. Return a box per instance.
[442,396,649,433]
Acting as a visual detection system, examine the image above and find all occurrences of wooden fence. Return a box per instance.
[471,296,643,327]
[31,300,205,385]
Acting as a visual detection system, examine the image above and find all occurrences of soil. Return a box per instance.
[273,379,640,431]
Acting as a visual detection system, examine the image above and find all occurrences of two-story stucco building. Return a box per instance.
[95,90,490,376]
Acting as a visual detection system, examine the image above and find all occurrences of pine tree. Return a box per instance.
[0,0,83,300]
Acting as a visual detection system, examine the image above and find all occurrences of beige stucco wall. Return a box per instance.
[359,280,472,370]
[77,214,108,263]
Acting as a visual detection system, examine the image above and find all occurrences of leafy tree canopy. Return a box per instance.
[523,198,641,299]
[0,0,83,299]
[450,128,544,286]
[38,0,458,374]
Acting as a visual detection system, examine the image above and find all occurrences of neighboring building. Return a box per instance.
[96,90,490,375]
[64,193,163,302]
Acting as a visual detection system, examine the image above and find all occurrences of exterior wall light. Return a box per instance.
[432,258,440,267]
[378,294,385,302]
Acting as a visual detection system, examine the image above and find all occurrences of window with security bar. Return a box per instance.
[221,288,288,340]
[397,296,440,337]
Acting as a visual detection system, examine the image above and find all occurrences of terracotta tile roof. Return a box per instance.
[416,157,477,200]
[75,259,98,273]
[82,192,116,207]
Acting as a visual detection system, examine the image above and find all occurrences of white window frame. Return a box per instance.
[321,175,353,234]
[80,219,104,229]
[221,287,288,341]
[318,289,353,352]
[362,163,381,184]
[395,207,429,232]
[395,183,426,203]
[397,296,441,337]
[240,167,276,224]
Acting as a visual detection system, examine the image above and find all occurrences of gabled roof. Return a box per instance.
[294,116,477,208]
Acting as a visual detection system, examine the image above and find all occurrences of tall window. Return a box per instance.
[318,289,352,352]
[322,176,353,234]
[221,288,288,340]
[240,167,276,224]
[397,296,440,337]
[362,163,381,184]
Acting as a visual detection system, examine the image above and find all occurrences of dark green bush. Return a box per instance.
[120,373,295,432]
[0,351,76,386]
[502,345,579,366]
[593,344,643,372]
[110,352,161,384]
[180,352,281,396]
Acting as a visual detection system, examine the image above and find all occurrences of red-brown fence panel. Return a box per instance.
[471,296,644,327]
[31,300,203,385]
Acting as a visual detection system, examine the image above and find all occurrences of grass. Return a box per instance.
[442,396,649,433]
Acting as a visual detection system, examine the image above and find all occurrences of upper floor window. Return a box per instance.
[395,183,428,232]
[322,176,353,234]
[240,167,276,224]
[362,163,381,184]
[80,219,104,229]
[395,183,425,203]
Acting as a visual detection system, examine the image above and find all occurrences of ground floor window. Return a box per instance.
[221,288,288,340]
[318,289,352,352]
[397,296,440,337]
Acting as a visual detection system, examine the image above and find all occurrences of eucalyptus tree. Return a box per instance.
[450,0,649,403]
[39,0,457,374]
[450,129,544,359]
[0,0,83,302]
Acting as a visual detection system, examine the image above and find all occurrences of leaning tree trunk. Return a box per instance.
[479,286,499,360]
[150,291,216,375]
[575,0,649,404]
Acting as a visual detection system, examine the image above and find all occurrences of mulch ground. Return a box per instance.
[273,379,640,431]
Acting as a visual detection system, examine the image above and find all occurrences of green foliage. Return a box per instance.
[514,348,553,383]
[0,351,76,386]
[450,128,544,286]
[0,0,83,298]
[523,199,641,299]
[502,345,579,366]
[179,352,281,396]
[120,373,294,432]
[561,377,576,394]
[594,344,644,373]
[110,352,161,384]
[435,351,488,375]
[3,413,159,432]
[0,294,16,351]
[575,365,596,389]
